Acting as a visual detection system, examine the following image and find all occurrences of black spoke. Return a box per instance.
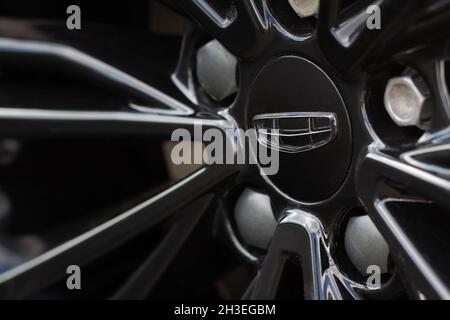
[317,0,449,76]
[356,150,450,299]
[0,165,235,298]
[111,194,213,300]
[171,24,204,105]
[358,150,450,212]
[0,108,231,138]
[0,23,234,138]
[386,0,450,58]
[411,60,450,134]
[174,0,269,58]
[0,19,192,112]
[0,38,191,116]
[250,210,366,300]
[250,212,319,300]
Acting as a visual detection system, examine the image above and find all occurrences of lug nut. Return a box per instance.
[345,215,390,276]
[384,75,431,128]
[288,0,320,18]
[196,40,237,102]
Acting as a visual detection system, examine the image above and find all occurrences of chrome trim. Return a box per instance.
[361,101,385,150]
[419,61,450,144]
[252,57,348,206]
[402,144,450,177]
[436,60,450,119]
[367,152,450,192]
[171,72,198,105]
[192,0,237,28]
[257,128,332,137]
[0,38,193,116]
[193,0,269,30]
[253,112,337,154]
[0,107,231,129]
[332,0,382,48]
[281,209,374,300]
[253,111,336,120]
[250,0,270,30]
[332,6,370,48]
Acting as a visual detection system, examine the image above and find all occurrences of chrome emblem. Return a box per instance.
[253,112,338,154]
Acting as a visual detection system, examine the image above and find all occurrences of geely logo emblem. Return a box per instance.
[253,112,338,154]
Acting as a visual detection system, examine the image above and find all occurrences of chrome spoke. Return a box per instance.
[250,209,366,300]
[0,107,232,138]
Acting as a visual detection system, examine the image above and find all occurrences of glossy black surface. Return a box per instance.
[246,56,352,202]
[0,0,449,300]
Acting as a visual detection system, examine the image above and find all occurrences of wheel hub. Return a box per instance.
[246,55,352,203]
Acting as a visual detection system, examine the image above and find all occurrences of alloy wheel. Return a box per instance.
[0,0,450,300]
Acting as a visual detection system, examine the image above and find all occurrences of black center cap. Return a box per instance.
[246,56,352,203]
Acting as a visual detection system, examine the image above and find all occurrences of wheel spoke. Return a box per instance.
[385,0,450,57]
[0,107,232,138]
[0,31,234,137]
[356,149,450,299]
[412,60,450,135]
[111,194,213,300]
[171,24,204,105]
[358,150,450,210]
[318,0,406,74]
[0,164,236,298]
[250,209,366,300]
[0,36,191,115]
[318,1,450,75]
[174,0,269,58]
[0,17,241,299]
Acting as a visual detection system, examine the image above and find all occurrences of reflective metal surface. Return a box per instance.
[196,40,237,101]
[280,209,374,300]
[234,188,277,250]
[253,112,337,154]
[344,215,390,275]
[384,75,430,128]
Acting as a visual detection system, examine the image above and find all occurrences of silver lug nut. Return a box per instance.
[384,75,431,128]
[288,0,320,18]
[234,188,276,250]
[196,40,237,102]
[345,215,390,276]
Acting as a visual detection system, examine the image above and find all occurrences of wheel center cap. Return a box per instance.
[246,56,352,203]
